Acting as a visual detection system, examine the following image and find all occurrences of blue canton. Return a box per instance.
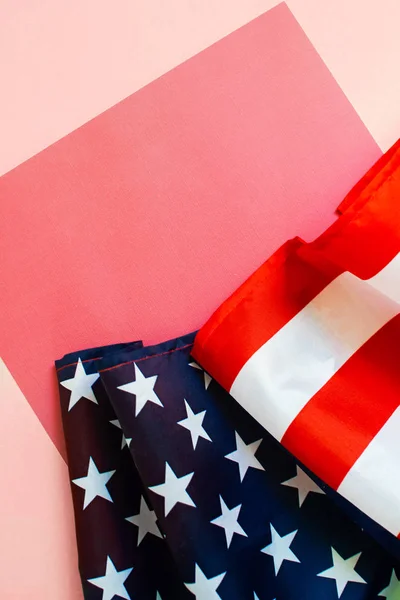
[56,332,399,600]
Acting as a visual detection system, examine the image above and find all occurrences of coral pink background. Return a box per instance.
[1,1,399,597]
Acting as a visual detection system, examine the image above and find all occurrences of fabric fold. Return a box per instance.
[56,341,187,599]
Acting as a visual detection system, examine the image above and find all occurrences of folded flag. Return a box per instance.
[192,140,400,542]
[56,341,187,598]
[57,333,399,599]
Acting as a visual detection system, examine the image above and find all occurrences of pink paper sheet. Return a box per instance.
[1,4,380,455]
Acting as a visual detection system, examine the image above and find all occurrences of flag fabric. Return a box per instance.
[193,138,400,543]
[57,332,399,599]
[56,341,187,598]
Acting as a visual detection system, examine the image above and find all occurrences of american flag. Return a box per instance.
[56,332,399,599]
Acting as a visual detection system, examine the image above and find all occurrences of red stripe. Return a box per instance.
[337,138,400,214]
[301,143,400,279]
[193,238,340,390]
[281,315,400,490]
[193,141,400,390]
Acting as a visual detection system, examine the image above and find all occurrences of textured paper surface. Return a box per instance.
[1,0,399,175]
[1,4,380,453]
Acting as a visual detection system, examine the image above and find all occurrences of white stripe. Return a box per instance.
[230,254,400,441]
[338,407,400,536]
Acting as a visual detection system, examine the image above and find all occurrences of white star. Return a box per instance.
[117,363,163,416]
[72,457,115,509]
[317,548,366,597]
[189,361,212,390]
[149,462,196,516]
[379,570,400,599]
[126,496,162,545]
[185,564,225,599]
[177,399,211,449]
[60,358,99,411]
[88,556,132,600]
[225,432,265,481]
[261,524,300,575]
[211,495,247,547]
[281,466,324,506]
[110,419,132,449]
